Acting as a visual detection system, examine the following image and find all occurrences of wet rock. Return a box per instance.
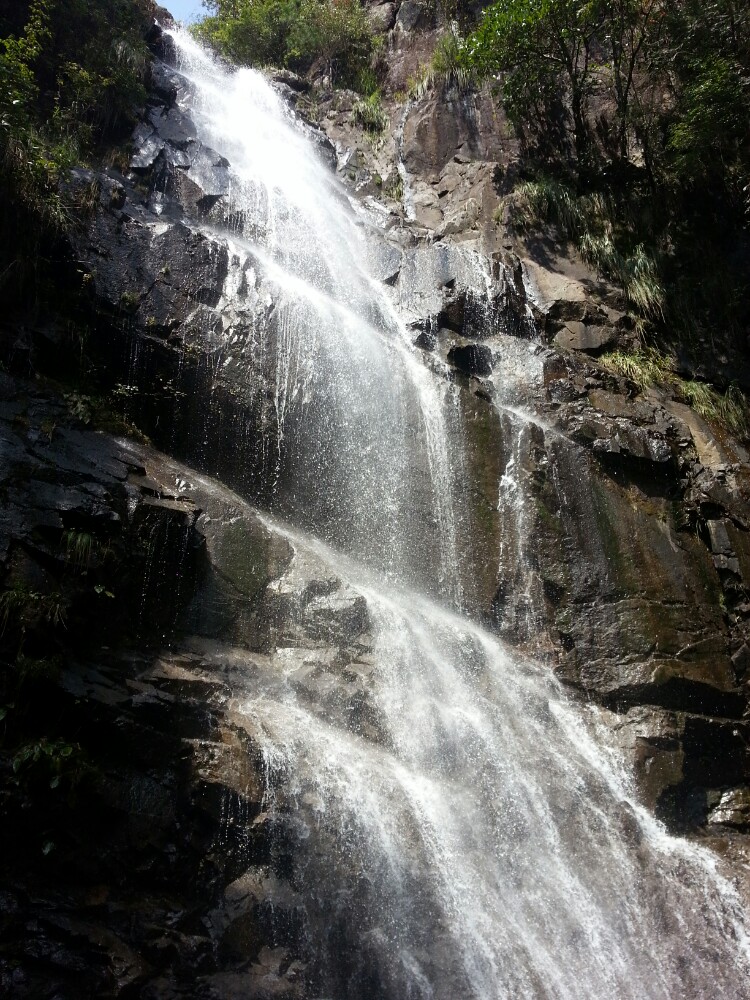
[206,871,304,964]
[448,343,493,377]
[130,124,165,171]
[566,410,673,465]
[708,788,750,829]
[438,289,466,332]
[149,105,198,150]
[189,734,265,820]
[587,389,656,424]
[414,328,437,351]
[149,60,181,106]
[302,589,369,642]
[366,240,403,285]
[263,554,370,646]
[307,125,338,171]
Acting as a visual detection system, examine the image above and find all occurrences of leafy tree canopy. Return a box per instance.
[464,0,750,349]
[195,0,376,87]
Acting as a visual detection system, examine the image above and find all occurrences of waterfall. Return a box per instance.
[168,30,750,999]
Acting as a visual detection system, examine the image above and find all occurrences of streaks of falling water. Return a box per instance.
[249,519,750,1000]
[171,30,463,601]
[395,98,417,222]
[166,27,750,1000]
[489,345,554,649]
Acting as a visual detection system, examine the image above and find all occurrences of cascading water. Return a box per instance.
[168,30,750,999]
[167,33,463,601]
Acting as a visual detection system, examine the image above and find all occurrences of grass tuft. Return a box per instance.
[352,92,388,134]
[513,179,665,319]
[599,348,750,438]
[410,23,476,99]
[62,529,96,570]
[680,381,749,439]
[598,347,673,390]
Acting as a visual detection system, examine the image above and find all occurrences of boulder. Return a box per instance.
[448,343,493,377]
[554,321,619,353]
[368,1,397,31]
[395,0,424,32]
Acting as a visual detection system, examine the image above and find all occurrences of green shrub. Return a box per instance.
[0,587,68,634]
[62,529,97,570]
[194,0,299,67]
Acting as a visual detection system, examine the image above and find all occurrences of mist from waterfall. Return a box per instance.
[168,29,750,1000]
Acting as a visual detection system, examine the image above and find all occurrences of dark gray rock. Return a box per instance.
[307,125,337,171]
[395,0,424,32]
[448,343,493,377]
[149,60,182,107]
[149,106,198,149]
[707,519,733,556]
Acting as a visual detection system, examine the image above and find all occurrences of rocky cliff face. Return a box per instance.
[2,8,750,997]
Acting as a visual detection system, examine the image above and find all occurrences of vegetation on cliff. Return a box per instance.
[0,0,154,301]
[462,0,750,361]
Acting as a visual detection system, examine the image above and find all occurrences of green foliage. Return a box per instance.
[514,177,593,239]
[196,0,376,86]
[668,55,747,188]
[579,236,664,320]
[680,382,750,439]
[288,0,372,80]
[466,0,750,345]
[62,530,97,570]
[465,0,604,162]
[14,654,63,683]
[384,174,404,202]
[194,0,299,66]
[12,737,82,792]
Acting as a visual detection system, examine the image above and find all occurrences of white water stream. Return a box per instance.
[169,30,750,999]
